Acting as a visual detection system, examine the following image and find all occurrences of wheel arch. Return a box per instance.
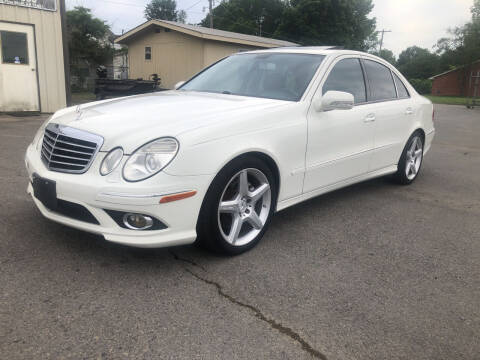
[414,127,426,142]
[207,150,282,210]
[404,126,426,149]
[218,150,281,205]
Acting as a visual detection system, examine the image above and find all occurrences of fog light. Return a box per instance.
[122,213,154,230]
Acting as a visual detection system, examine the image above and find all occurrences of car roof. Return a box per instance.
[240,46,391,67]
[243,46,363,56]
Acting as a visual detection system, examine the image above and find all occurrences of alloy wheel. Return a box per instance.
[217,168,272,246]
[405,136,423,180]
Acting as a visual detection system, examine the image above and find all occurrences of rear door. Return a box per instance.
[361,58,414,171]
[0,22,39,112]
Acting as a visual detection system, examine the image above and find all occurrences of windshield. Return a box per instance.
[179,53,325,101]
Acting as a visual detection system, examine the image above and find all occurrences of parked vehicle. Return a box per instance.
[94,72,161,100]
[25,47,435,255]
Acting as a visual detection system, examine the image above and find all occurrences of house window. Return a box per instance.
[145,47,151,60]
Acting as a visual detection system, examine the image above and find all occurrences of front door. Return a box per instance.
[304,57,375,193]
[0,22,39,112]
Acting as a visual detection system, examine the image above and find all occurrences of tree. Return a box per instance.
[372,49,396,65]
[200,0,376,49]
[66,7,113,68]
[274,0,377,50]
[145,0,186,23]
[396,46,439,80]
[201,0,286,37]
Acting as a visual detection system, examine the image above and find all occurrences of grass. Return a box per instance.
[424,95,469,105]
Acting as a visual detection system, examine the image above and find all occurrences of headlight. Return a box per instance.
[122,137,179,182]
[100,147,124,176]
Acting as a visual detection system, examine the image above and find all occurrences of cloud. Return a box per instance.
[67,0,474,55]
[371,0,473,55]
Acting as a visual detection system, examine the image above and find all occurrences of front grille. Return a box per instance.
[41,123,103,174]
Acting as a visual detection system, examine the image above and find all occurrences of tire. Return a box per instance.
[393,131,424,185]
[196,156,277,255]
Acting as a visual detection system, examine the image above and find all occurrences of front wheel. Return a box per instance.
[196,157,276,255]
[393,132,424,185]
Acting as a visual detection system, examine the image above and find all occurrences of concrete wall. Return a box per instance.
[126,26,260,89]
[0,0,66,112]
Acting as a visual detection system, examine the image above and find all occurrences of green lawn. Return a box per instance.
[424,95,469,105]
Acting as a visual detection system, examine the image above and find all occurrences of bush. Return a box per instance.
[409,78,432,94]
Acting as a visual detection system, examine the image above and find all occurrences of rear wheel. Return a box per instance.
[394,132,424,185]
[197,157,276,255]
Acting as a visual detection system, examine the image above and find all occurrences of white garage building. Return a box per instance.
[0,0,68,113]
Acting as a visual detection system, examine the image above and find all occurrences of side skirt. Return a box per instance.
[276,165,397,212]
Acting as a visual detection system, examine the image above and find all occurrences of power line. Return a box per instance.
[87,0,204,14]
[184,0,204,11]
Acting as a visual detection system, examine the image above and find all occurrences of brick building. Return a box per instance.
[430,60,480,97]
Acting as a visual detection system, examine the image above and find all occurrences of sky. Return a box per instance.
[65,0,474,56]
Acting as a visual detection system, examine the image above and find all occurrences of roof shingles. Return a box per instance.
[115,19,297,48]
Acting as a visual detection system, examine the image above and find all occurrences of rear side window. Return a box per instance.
[322,58,366,104]
[393,72,409,98]
[363,59,396,101]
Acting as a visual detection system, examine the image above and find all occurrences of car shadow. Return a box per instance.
[28,175,395,268]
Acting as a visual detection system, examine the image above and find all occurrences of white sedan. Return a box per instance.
[25,47,435,255]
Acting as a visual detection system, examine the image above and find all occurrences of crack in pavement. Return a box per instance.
[168,250,207,271]
[169,250,327,360]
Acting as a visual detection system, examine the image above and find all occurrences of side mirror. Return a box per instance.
[314,90,354,112]
[174,81,185,90]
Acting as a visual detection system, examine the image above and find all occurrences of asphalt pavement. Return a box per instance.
[0,104,479,359]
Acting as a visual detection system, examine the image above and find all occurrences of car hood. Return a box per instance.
[50,91,286,152]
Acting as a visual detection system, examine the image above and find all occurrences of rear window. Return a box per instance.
[363,59,396,101]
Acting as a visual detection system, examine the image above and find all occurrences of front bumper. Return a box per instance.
[25,143,213,248]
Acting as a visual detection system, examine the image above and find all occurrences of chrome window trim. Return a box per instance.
[391,71,411,99]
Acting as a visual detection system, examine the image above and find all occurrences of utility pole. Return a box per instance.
[258,16,264,36]
[209,0,213,28]
[378,29,392,53]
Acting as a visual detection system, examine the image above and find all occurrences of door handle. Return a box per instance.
[405,107,414,115]
[364,113,376,123]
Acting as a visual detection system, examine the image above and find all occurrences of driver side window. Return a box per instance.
[322,58,366,104]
